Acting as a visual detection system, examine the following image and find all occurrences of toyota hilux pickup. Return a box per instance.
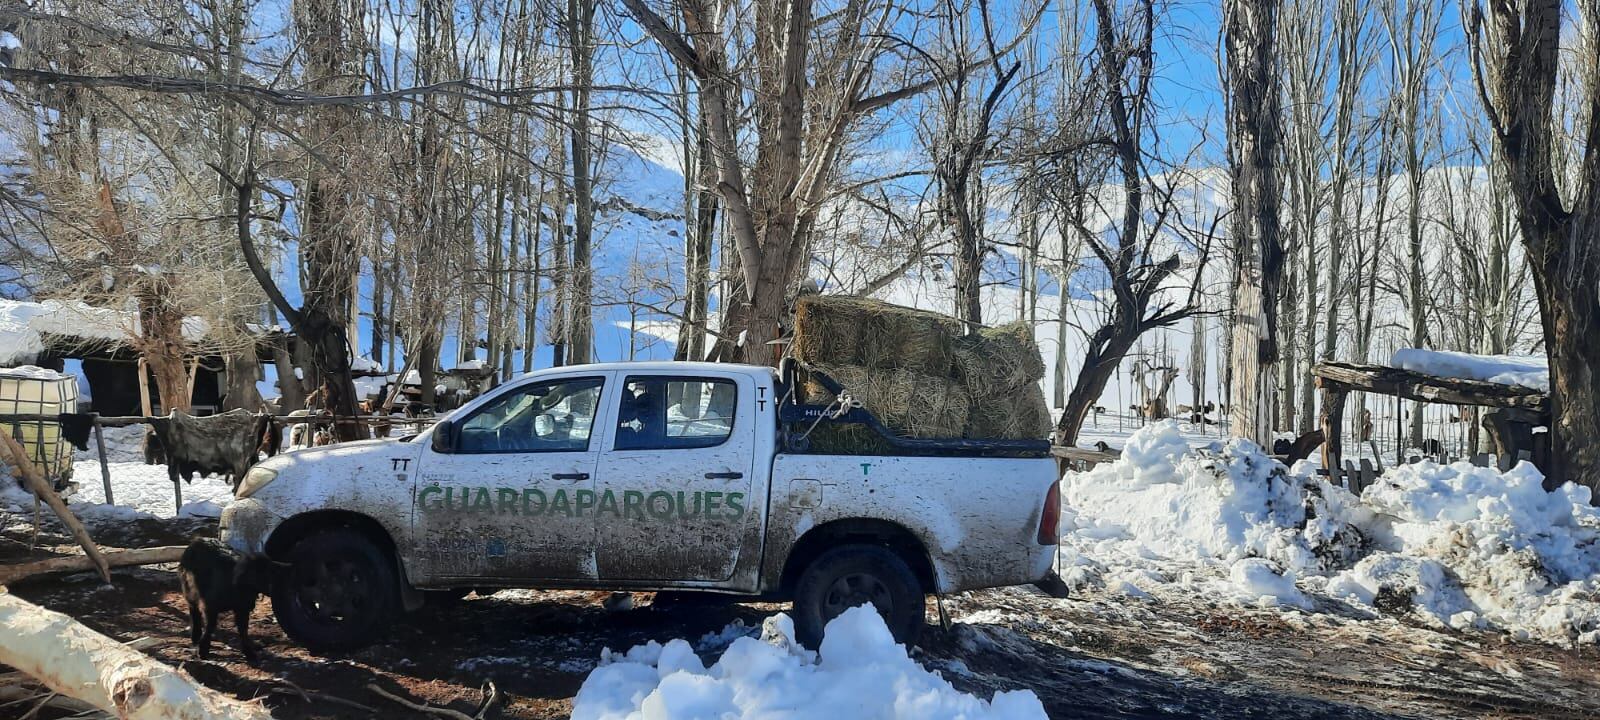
[222,360,1060,650]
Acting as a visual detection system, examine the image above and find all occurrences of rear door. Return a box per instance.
[593,371,756,581]
[411,374,610,582]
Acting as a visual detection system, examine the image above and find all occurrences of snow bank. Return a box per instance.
[1391,348,1549,392]
[1059,421,1362,608]
[1059,421,1600,645]
[1321,461,1600,643]
[571,608,1046,720]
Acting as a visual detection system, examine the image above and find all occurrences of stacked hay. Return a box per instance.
[801,364,970,451]
[792,296,1050,450]
[793,295,963,376]
[953,322,1051,440]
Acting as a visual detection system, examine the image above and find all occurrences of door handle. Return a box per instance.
[551,472,590,481]
[704,471,743,480]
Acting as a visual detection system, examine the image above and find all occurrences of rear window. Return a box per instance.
[614,376,737,450]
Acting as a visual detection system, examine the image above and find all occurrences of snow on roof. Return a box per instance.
[1390,348,1549,392]
[0,298,210,365]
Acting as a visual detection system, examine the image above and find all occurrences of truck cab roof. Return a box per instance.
[515,361,778,380]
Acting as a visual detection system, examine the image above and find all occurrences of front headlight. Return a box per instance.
[235,467,278,499]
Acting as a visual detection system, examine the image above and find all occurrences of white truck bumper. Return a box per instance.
[220,498,282,556]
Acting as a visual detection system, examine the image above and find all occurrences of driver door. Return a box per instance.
[411,374,609,583]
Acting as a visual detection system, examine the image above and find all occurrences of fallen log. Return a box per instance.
[0,431,112,584]
[0,546,185,586]
[0,591,273,719]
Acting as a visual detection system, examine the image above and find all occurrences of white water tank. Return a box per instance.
[0,365,78,484]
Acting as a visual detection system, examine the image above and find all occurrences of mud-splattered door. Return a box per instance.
[410,375,610,582]
[594,373,756,581]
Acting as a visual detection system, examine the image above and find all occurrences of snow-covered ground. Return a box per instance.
[1058,420,1600,647]
[571,607,1045,720]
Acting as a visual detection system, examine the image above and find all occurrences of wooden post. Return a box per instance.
[92,418,113,506]
[0,432,112,584]
[1318,380,1347,483]
[137,357,154,417]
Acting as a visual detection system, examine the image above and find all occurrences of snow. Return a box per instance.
[65,461,236,519]
[1058,421,1600,646]
[1391,348,1549,392]
[0,298,208,366]
[0,365,69,380]
[351,356,383,372]
[571,608,1046,720]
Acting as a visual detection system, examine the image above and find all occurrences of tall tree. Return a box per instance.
[622,0,1034,363]
[566,0,597,364]
[1469,0,1600,491]
[1224,0,1285,446]
[1044,0,1213,446]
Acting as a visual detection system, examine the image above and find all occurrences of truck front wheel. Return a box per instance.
[792,545,924,650]
[271,527,398,652]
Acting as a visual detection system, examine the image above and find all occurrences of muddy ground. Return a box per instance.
[3,518,1598,720]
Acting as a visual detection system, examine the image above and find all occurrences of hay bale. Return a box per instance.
[953,321,1046,397]
[801,364,969,448]
[792,295,963,376]
[966,382,1053,440]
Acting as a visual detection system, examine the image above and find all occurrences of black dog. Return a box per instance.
[178,538,281,662]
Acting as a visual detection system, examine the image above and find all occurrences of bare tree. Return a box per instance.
[1225,0,1285,446]
[1468,0,1600,491]
[1041,0,1214,447]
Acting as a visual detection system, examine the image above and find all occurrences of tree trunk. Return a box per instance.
[566,0,596,365]
[1471,0,1600,492]
[1225,0,1285,446]
[137,278,192,414]
[293,0,364,438]
[0,593,273,719]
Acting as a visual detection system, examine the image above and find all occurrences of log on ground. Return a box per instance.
[0,546,186,586]
[0,591,273,719]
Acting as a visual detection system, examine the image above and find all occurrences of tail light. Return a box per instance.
[1037,482,1061,545]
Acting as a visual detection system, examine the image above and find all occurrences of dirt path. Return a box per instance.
[3,521,1596,719]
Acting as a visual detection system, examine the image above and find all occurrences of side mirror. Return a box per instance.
[430,419,455,453]
[534,413,555,437]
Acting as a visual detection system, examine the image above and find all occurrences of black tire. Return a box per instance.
[792,544,925,650]
[271,527,398,652]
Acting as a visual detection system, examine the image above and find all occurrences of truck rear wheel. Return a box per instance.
[792,545,924,650]
[271,527,398,652]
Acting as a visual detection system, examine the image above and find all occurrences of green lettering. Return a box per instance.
[703,491,722,517]
[522,489,547,516]
[471,487,493,512]
[646,491,675,520]
[575,489,597,517]
[623,490,645,520]
[497,488,520,515]
[725,492,746,521]
[550,489,572,516]
[676,491,702,519]
[443,487,465,512]
[597,490,620,517]
[418,485,442,513]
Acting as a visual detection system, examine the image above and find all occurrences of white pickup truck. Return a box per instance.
[222,361,1060,650]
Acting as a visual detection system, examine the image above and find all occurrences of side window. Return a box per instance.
[456,377,603,453]
[614,376,736,451]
